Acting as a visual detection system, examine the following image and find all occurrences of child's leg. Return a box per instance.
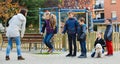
[68,34,72,54]
[80,40,87,56]
[72,34,77,55]
[45,33,54,49]
[43,34,50,48]
[6,37,13,56]
[15,36,22,56]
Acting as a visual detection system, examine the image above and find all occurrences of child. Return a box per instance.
[62,11,78,57]
[41,11,57,53]
[77,17,87,58]
[91,32,106,57]
[104,19,113,56]
[6,9,27,60]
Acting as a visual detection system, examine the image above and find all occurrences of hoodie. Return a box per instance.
[6,13,26,37]
[41,20,54,33]
[104,24,113,41]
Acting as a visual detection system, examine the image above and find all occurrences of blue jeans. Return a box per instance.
[6,36,22,56]
[79,40,87,56]
[44,33,54,49]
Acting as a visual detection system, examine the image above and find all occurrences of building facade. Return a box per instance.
[62,0,76,8]
[104,0,120,22]
[62,0,94,10]
[104,0,120,32]
[62,0,120,32]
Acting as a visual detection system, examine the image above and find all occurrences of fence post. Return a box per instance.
[62,34,67,51]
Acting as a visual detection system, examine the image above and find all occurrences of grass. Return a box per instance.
[34,52,61,55]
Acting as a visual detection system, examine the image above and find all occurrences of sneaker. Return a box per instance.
[78,55,87,58]
[47,48,54,53]
[66,54,72,57]
[18,56,25,60]
[5,56,10,61]
[49,49,54,53]
[47,48,52,52]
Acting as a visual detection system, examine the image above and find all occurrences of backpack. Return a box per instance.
[53,26,58,34]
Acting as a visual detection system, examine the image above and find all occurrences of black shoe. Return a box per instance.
[5,56,10,61]
[71,54,76,57]
[78,55,87,58]
[105,54,113,56]
[80,54,84,56]
[18,56,25,60]
[66,54,72,57]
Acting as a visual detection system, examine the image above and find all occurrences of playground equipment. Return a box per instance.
[39,7,93,33]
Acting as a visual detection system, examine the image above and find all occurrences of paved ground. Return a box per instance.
[0,49,120,64]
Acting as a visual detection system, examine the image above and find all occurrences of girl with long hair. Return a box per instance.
[41,11,57,53]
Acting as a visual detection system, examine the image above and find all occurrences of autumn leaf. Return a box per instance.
[0,1,19,23]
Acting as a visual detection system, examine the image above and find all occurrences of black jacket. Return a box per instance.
[77,24,87,41]
[104,24,113,41]
[94,38,106,50]
[62,18,78,34]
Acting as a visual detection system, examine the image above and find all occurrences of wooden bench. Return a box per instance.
[0,33,44,52]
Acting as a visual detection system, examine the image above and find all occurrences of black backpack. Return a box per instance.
[53,26,58,34]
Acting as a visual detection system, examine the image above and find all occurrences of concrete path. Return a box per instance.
[0,49,120,64]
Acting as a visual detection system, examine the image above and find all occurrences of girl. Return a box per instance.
[41,11,56,53]
[6,9,27,60]
[91,32,106,57]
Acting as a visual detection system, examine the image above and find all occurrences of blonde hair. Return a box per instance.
[42,12,57,29]
[49,14,56,29]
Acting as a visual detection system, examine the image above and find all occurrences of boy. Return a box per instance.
[104,19,113,56]
[77,17,87,58]
[62,12,78,57]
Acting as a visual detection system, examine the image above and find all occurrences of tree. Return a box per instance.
[19,0,61,28]
[18,0,45,28]
[44,0,60,7]
[0,0,19,27]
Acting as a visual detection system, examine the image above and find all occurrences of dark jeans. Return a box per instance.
[68,34,77,55]
[79,40,87,56]
[44,33,54,49]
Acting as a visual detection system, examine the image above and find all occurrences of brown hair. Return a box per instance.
[106,19,112,23]
[20,9,27,16]
[68,12,74,15]
[79,17,85,22]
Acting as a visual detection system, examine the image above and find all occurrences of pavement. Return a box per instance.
[0,49,120,64]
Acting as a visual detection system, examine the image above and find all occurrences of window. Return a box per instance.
[111,0,116,3]
[111,11,117,18]
[115,25,119,32]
